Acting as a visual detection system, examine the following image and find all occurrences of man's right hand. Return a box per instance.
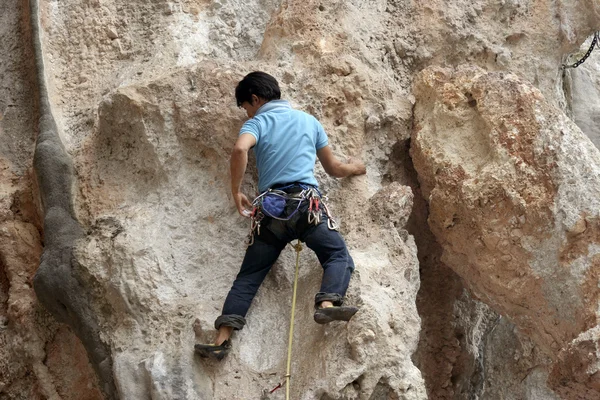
[233,192,253,217]
[347,158,367,176]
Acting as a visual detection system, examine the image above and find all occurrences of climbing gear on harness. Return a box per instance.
[322,199,339,231]
[269,241,303,399]
[254,185,308,221]
[563,32,599,69]
[194,340,231,360]
[314,306,359,324]
[261,193,287,217]
[246,207,264,247]
[246,184,339,246]
[307,189,321,225]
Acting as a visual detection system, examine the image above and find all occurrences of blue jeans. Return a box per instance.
[215,196,355,330]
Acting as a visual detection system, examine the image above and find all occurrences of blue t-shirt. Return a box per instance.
[239,100,328,192]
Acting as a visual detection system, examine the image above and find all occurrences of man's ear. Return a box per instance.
[250,94,259,106]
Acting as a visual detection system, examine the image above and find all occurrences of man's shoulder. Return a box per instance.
[287,106,311,116]
[288,108,319,123]
[241,117,261,130]
[256,104,320,127]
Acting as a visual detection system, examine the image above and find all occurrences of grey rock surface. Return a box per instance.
[566,35,600,148]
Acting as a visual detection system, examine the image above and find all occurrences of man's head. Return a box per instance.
[235,71,281,118]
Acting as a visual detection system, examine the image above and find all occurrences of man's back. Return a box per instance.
[239,100,328,192]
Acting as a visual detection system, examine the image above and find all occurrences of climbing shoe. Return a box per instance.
[314,306,359,324]
[194,340,231,360]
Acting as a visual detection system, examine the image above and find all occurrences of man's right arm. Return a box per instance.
[317,145,366,178]
[231,133,257,217]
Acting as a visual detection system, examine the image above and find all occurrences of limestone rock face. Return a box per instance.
[0,1,104,398]
[411,65,600,398]
[69,59,424,398]
[32,0,427,397]
[3,0,600,398]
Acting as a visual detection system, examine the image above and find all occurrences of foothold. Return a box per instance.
[568,218,587,235]
[106,26,119,40]
[365,115,381,130]
[510,229,523,238]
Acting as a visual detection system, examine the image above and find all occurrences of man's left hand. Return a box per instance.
[233,192,253,217]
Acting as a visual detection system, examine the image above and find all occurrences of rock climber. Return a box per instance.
[195,71,366,360]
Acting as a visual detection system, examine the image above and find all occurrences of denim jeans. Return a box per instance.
[215,195,355,330]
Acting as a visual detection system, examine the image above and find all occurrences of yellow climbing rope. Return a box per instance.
[285,240,302,400]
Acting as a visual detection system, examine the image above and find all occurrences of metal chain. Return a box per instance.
[563,32,599,69]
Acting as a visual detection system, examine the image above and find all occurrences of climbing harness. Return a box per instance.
[563,32,599,69]
[268,241,302,399]
[246,185,339,246]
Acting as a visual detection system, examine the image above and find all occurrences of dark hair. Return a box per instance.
[235,71,281,107]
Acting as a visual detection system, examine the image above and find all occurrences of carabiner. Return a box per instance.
[322,202,338,231]
[327,217,339,231]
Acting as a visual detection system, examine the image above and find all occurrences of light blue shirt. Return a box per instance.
[239,100,328,192]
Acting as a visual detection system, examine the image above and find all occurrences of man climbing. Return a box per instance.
[195,71,366,360]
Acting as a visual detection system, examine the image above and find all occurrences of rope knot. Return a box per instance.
[293,242,303,253]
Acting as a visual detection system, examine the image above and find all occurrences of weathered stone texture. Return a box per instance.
[412,65,600,398]
[3,0,600,398]
[68,60,424,398]
[0,0,103,398]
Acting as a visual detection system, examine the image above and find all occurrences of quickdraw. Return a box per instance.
[246,185,339,246]
[246,207,264,247]
[307,188,321,226]
[322,200,339,231]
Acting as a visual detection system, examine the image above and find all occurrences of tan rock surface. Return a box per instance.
[0,1,103,398]
[69,60,424,398]
[411,65,600,398]
[2,0,599,398]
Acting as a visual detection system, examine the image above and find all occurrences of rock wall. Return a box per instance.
[411,65,600,398]
[2,0,599,399]
[0,0,103,399]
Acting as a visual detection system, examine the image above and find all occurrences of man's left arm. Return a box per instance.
[231,133,257,217]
